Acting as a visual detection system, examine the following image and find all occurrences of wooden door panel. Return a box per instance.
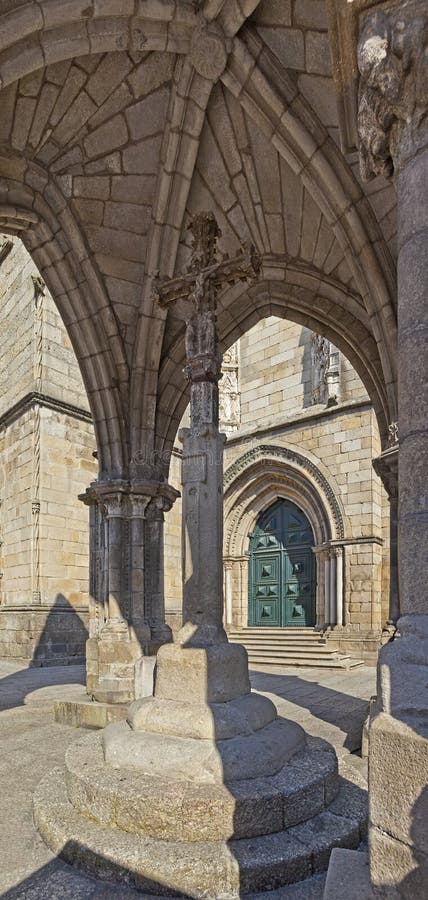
[249,552,281,626]
[248,500,316,628]
[283,549,315,626]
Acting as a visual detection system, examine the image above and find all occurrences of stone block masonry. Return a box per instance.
[0,236,97,663]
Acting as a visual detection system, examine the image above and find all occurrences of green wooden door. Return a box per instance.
[248,499,316,627]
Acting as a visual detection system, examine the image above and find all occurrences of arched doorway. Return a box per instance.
[248,499,316,628]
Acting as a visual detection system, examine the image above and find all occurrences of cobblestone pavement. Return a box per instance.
[0,660,376,900]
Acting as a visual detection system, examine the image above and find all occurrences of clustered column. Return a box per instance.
[317,545,344,627]
[82,478,178,704]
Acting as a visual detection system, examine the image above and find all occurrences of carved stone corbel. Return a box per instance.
[357,0,428,179]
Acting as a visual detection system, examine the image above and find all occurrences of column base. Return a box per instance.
[86,620,147,704]
[368,615,428,898]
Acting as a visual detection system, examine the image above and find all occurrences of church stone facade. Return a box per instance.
[0,235,97,664]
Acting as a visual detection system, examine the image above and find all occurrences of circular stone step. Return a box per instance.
[64,732,339,842]
[34,767,364,898]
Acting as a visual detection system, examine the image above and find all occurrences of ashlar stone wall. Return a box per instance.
[164,316,389,663]
[0,236,97,664]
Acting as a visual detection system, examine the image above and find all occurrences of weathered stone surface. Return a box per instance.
[369,710,428,853]
[34,765,361,897]
[153,640,251,703]
[103,715,305,782]
[63,729,338,841]
[54,698,127,728]
[323,849,373,900]
[370,827,428,899]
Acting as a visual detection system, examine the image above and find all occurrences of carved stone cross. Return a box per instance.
[154,213,260,646]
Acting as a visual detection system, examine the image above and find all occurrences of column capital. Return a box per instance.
[80,479,179,518]
[357,0,428,179]
[313,543,333,560]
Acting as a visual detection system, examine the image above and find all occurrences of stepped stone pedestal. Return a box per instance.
[35,632,366,897]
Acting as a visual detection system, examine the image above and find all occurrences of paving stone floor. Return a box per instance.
[0,660,376,900]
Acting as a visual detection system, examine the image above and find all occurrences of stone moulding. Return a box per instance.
[224,444,345,540]
[0,391,93,431]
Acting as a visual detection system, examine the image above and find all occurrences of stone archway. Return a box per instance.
[223,445,347,631]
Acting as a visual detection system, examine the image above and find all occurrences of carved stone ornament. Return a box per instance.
[311,333,329,405]
[224,444,345,540]
[387,420,399,446]
[32,275,45,305]
[189,19,228,82]
[357,1,428,179]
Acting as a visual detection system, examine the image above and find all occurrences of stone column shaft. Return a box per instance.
[324,551,331,625]
[334,547,343,627]
[373,443,399,624]
[357,5,428,894]
[179,308,227,645]
[397,149,428,616]
[224,561,233,626]
[329,552,337,627]
[145,496,174,644]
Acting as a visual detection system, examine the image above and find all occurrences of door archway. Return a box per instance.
[248,499,316,628]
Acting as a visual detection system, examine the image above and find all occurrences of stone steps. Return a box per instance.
[63,732,339,842]
[34,727,368,899]
[34,767,365,898]
[229,629,364,669]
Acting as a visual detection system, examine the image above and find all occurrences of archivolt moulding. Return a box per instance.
[223,444,346,555]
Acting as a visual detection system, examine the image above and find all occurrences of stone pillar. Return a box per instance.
[83,479,178,704]
[332,546,344,627]
[329,551,337,627]
[224,559,234,626]
[144,494,174,644]
[313,545,327,628]
[237,555,249,627]
[358,4,428,894]
[373,439,399,627]
[324,548,331,625]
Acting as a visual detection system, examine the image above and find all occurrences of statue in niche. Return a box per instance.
[311,333,329,405]
[311,333,341,406]
[219,342,240,432]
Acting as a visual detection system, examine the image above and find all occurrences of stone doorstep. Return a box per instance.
[323,848,373,899]
[54,698,128,729]
[34,766,364,898]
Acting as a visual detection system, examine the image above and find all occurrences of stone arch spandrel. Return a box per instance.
[0,156,129,477]
[218,31,397,420]
[155,269,390,464]
[223,445,348,558]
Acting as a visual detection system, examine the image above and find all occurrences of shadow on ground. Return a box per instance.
[249,669,371,752]
[0,661,85,713]
[0,843,330,899]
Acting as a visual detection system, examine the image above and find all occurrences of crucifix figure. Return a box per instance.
[154,212,260,647]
